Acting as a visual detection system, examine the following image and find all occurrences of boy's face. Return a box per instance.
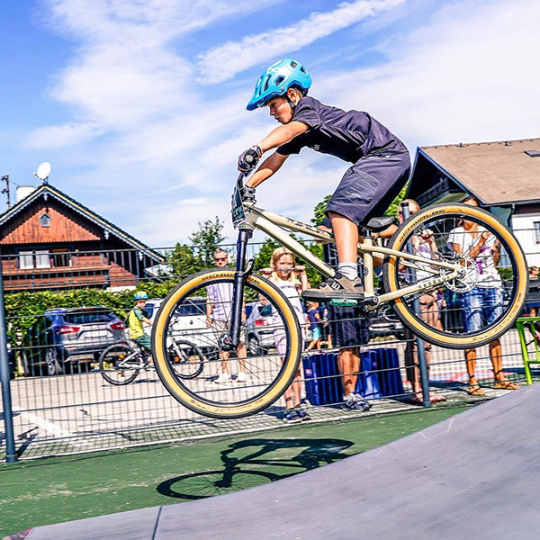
[135,299,147,308]
[266,97,293,124]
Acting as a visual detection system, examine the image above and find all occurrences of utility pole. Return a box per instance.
[1,175,10,208]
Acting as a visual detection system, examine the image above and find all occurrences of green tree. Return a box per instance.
[312,195,331,226]
[167,243,203,278]
[189,216,226,268]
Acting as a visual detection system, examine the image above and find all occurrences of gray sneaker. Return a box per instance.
[302,272,365,301]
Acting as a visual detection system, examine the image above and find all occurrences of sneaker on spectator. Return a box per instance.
[283,409,302,424]
[295,408,311,422]
[215,372,232,384]
[343,393,371,412]
[236,371,249,383]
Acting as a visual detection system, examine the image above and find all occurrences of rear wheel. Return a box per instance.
[46,348,63,376]
[99,344,141,385]
[383,203,528,349]
[152,269,302,419]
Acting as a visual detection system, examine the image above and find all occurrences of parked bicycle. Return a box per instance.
[151,172,528,418]
[100,333,205,385]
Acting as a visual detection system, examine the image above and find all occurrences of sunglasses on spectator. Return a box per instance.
[215,257,227,261]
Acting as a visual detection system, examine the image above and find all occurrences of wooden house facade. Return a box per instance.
[0,184,164,291]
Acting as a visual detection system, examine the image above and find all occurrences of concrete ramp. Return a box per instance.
[27,385,540,540]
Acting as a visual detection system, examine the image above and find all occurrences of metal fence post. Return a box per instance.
[0,249,17,461]
[401,202,432,408]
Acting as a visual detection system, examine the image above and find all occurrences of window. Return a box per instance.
[51,248,72,267]
[19,250,51,270]
[535,222,540,244]
[40,213,51,227]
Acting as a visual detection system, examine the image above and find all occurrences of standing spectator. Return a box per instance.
[206,249,248,384]
[270,247,311,423]
[322,243,371,412]
[398,200,446,404]
[306,301,323,351]
[449,197,520,395]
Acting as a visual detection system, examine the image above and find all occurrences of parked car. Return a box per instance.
[245,300,313,355]
[245,300,275,355]
[145,297,218,355]
[21,306,126,376]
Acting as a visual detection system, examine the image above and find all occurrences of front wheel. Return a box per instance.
[383,203,528,349]
[99,344,141,385]
[151,269,302,419]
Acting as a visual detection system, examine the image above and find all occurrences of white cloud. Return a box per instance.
[314,0,540,148]
[26,122,107,148]
[197,0,406,84]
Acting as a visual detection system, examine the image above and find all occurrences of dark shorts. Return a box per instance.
[326,152,410,225]
[134,334,152,352]
[327,304,370,349]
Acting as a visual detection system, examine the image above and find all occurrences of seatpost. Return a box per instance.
[401,202,432,408]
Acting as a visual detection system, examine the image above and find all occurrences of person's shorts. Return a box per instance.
[327,305,370,348]
[460,287,504,333]
[212,319,246,343]
[326,152,410,225]
[311,326,322,341]
[134,334,152,352]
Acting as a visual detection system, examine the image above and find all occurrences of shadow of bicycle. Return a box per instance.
[156,437,354,500]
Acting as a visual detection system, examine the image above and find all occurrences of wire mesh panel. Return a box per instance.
[1,230,537,461]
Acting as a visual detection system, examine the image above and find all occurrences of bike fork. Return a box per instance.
[222,228,253,350]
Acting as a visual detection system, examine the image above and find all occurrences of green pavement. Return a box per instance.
[1,404,470,537]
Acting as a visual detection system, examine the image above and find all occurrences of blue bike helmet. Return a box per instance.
[247,58,311,111]
[134,291,148,300]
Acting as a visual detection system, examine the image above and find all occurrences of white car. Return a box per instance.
[145,297,219,354]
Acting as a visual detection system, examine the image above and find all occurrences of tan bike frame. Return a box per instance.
[240,203,461,307]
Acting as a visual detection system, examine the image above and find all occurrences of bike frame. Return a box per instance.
[227,177,462,347]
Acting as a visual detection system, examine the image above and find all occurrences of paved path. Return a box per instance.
[22,382,540,539]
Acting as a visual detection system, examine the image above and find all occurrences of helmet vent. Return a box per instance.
[300,66,306,73]
[290,60,298,68]
[275,76,284,85]
[263,75,271,92]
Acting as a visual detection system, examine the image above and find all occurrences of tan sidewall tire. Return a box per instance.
[151,269,302,418]
[383,204,528,349]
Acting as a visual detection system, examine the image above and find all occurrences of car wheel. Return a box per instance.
[46,348,63,376]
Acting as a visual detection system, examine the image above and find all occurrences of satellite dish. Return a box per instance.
[35,162,52,181]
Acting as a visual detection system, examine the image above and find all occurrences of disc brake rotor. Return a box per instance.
[444,255,479,293]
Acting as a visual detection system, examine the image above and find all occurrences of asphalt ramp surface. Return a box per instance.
[24,385,540,539]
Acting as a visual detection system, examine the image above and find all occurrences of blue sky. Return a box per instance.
[0,0,539,247]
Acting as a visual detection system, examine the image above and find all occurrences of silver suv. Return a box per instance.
[21,307,126,376]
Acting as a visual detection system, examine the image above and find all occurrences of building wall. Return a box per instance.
[512,213,540,266]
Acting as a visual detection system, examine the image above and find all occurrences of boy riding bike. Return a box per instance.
[128,291,153,357]
[238,58,411,300]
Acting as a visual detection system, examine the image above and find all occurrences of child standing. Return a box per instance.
[239,58,410,301]
[270,247,310,423]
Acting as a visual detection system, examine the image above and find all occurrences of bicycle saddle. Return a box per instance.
[363,216,395,232]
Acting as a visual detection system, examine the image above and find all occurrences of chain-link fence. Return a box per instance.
[1,232,538,461]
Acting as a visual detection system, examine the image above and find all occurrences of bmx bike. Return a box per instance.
[100,333,205,386]
[151,172,528,418]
